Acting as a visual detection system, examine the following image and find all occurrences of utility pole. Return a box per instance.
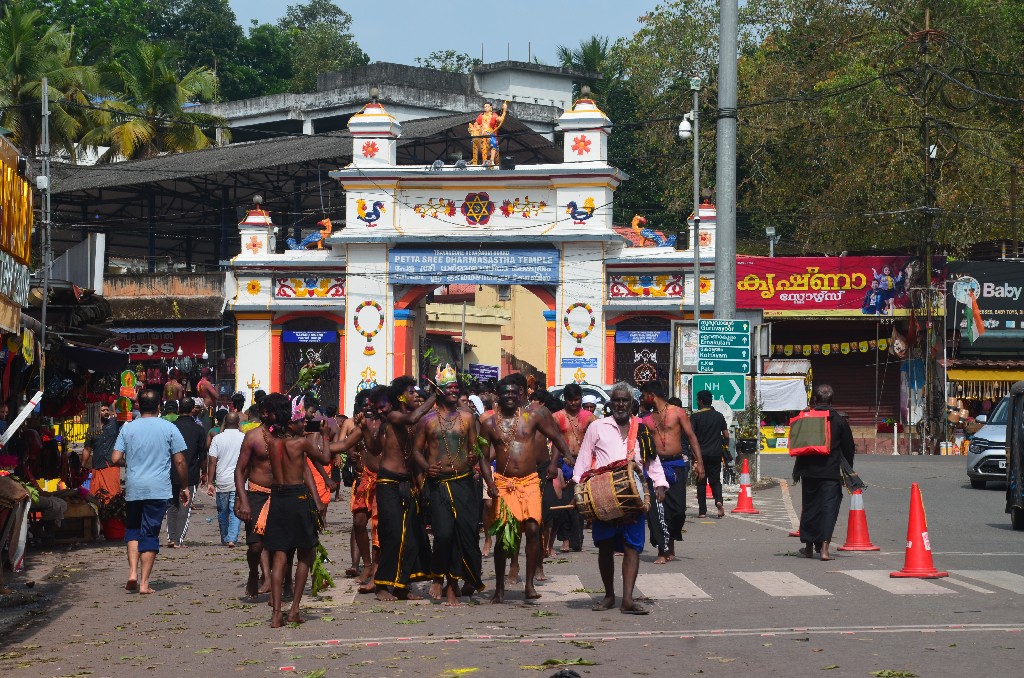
[1012,165,1018,259]
[40,77,51,388]
[460,300,467,372]
[714,0,739,320]
[690,77,702,326]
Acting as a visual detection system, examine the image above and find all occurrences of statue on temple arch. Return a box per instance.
[469,100,508,166]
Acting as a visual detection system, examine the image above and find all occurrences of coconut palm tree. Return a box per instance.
[82,40,226,162]
[556,35,613,101]
[0,1,98,159]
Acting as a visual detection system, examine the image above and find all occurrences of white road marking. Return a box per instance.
[734,571,832,597]
[942,578,996,594]
[530,574,591,604]
[778,478,800,531]
[637,572,711,600]
[842,570,955,594]
[952,570,1024,594]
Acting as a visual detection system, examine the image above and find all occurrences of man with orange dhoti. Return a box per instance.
[479,375,570,603]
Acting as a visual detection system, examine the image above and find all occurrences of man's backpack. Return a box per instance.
[788,409,831,456]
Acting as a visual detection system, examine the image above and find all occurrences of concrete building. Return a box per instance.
[195,61,589,143]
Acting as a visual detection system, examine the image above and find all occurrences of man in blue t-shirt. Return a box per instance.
[112,388,189,594]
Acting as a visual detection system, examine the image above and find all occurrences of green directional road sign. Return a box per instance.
[698,332,750,348]
[698,359,750,373]
[690,374,746,410]
[698,346,750,361]
[699,319,750,334]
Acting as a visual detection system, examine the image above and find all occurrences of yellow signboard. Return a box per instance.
[0,137,32,265]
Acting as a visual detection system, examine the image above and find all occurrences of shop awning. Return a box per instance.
[61,341,130,373]
[947,368,1024,382]
[758,376,809,411]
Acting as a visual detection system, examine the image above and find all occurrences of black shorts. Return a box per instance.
[262,484,320,552]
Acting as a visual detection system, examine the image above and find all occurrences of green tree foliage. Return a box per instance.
[414,50,480,74]
[221,21,294,101]
[164,0,243,99]
[0,1,98,158]
[611,0,1024,256]
[80,40,224,161]
[282,0,369,92]
[25,0,174,59]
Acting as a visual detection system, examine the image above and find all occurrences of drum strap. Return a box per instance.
[588,417,641,473]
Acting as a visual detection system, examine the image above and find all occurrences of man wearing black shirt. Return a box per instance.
[167,398,207,547]
[690,391,730,518]
[792,384,855,562]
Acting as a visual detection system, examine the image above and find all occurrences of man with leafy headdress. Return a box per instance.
[412,364,494,605]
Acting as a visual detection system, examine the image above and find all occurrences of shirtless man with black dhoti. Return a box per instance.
[233,396,284,598]
[263,394,332,628]
[412,364,496,606]
[479,375,570,603]
[362,379,437,601]
[640,380,704,564]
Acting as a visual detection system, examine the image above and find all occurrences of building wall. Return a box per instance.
[424,301,510,368]
[475,285,548,377]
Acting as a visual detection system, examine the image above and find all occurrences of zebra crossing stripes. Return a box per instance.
[636,573,711,600]
[841,570,954,595]
[734,571,832,597]
[952,570,1024,595]
[530,574,591,604]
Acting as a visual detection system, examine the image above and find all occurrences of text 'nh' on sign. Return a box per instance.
[691,374,746,411]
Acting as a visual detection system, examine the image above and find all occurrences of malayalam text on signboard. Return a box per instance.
[735,256,945,317]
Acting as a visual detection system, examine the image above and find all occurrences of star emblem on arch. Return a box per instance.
[460,192,495,225]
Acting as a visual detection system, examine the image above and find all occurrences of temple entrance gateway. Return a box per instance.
[229,97,714,413]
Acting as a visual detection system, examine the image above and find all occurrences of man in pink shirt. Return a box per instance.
[573,383,668,615]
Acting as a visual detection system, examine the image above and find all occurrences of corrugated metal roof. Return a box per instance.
[52,114,561,194]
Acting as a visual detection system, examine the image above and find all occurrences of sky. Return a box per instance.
[228,0,658,67]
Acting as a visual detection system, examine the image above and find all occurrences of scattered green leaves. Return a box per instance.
[532,610,557,617]
[521,657,599,670]
[235,620,262,628]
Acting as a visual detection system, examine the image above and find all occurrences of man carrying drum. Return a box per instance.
[573,382,668,615]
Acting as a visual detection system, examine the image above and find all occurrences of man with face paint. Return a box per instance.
[412,364,494,605]
[479,374,571,603]
[361,379,437,601]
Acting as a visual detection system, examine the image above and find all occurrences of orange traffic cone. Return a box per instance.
[837,489,879,551]
[706,479,714,499]
[731,457,760,514]
[890,482,948,578]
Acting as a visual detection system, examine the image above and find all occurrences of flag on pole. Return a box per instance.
[963,289,985,343]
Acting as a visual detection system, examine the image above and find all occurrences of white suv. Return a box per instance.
[966,395,1008,489]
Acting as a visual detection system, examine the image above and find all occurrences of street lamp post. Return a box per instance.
[765,226,781,257]
[678,77,702,326]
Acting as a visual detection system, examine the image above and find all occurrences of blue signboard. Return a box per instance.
[389,247,559,285]
[615,330,671,344]
[561,357,598,369]
[282,330,338,343]
[469,363,500,382]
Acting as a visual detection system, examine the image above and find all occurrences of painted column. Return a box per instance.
[543,310,557,382]
[337,328,346,410]
[235,312,272,400]
[344,243,390,414]
[393,309,415,377]
[270,326,282,392]
[556,242,606,385]
[605,328,616,384]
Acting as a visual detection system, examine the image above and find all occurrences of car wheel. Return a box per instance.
[969,478,987,489]
[1012,507,1024,531]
